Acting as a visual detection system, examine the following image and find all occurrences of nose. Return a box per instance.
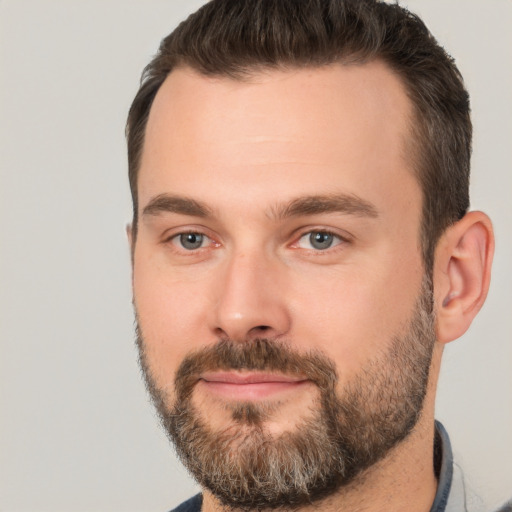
[211,249,291,343]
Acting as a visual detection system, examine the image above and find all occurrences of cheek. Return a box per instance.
[288,260,423,382]
[133,255,211,389]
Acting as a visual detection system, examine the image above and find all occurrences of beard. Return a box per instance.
[136,275,436,511]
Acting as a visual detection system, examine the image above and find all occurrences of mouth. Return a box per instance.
[198,371,311,400]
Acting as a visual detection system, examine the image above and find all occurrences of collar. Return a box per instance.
[430,421,454,512]
[430,421,484,512]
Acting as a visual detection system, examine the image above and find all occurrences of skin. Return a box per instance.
[130,61,494,511]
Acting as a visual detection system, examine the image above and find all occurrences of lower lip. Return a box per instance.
[199,380,310,400]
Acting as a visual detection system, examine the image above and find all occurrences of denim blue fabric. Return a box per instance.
[170,493,202,512]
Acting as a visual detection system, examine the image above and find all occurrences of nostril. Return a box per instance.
[252,325,271,333]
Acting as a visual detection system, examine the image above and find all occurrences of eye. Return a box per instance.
[296,230,343,250]
[172,232,209,250]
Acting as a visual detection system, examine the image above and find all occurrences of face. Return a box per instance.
[132,62,433,507]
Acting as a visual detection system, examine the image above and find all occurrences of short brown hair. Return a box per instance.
[126,0,471,270]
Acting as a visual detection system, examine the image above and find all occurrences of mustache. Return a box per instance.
[174,338,338,400]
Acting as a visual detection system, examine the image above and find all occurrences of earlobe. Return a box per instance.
[434,211,494,344]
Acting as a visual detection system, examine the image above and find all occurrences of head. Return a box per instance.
[127,0,493,509]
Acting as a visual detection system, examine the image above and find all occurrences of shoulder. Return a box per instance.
[169,493,203,512]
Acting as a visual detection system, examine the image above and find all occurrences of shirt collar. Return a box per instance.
[430,421,454,512]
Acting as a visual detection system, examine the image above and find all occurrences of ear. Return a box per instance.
[433,211,494,344]
[126,223,134,267]
[126,223,133,245]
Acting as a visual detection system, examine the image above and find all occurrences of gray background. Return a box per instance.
[0,1,510,510]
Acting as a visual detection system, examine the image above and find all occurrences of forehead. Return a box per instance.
[139,61,419,218]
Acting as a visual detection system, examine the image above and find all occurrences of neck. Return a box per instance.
[202,414,438,512]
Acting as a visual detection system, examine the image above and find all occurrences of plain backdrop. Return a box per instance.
[0,1,511,511]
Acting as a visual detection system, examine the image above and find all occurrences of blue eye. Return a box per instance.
[177,233,205,250]
[297,231,342,250]
[310,232,334,249]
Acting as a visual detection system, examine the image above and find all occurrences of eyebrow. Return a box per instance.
[271,194,379,220]
[141,192,378,221]
[142,194,212,218]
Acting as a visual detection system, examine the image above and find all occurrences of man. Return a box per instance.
[126,1,497,511]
